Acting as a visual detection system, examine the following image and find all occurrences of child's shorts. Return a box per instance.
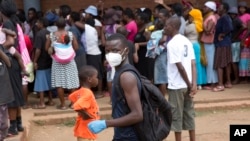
[0,104,8,141]
[77,138,96,141]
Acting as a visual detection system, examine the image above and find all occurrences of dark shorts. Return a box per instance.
[168,88,195,132]
[86,54,103,79]
[0,104,8,140]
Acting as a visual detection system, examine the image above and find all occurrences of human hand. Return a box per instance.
[154,0,164,5]
[77,110,94,120]
[218,33,224,41]
[33,62,38,70]
[88,120,107,134]
[189,85,197,98]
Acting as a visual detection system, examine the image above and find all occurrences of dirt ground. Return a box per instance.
[29,108,250,141]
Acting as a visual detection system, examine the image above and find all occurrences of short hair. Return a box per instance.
[106,33,128,47]
[137,12,150,23]
[79,65,97,82]
[59,5,71,18]
[168,17,181,30]
[222,2,229,12]
[172,2,183,17]
[37,17,49,27]
[116,26,128,36]
[70,11,80,22]
[56,17,66,29]
[123,8,134,19]
[28,7,37,13]
[143,8,152,21]
[159,9,170,18]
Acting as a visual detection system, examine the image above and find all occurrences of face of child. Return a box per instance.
[90,71,99,88]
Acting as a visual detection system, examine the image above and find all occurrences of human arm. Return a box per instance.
[45,34,53,55]
[176,62,192,89]
[154,0,172,11]
[190,59,197,97]
[11,48,26,72]
[203,19,215,35]
[33,48,41,70]
[72,34,79,51]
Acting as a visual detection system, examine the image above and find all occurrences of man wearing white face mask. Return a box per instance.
[88,33,143,140]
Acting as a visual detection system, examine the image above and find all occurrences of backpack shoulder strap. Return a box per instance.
[112,64,142,112]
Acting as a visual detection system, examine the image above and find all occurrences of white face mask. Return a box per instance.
[105,49,126,67]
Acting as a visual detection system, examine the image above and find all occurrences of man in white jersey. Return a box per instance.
[164,17,197,141]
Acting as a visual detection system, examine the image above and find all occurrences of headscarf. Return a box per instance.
[189,8,203,33]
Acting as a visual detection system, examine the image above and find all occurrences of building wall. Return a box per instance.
[15,0,250,12]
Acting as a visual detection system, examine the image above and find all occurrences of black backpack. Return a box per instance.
[115,64,172,141]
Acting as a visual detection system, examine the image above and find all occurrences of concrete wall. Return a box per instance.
[15,0,250,12]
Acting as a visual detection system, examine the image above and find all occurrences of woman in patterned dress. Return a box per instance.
[45,17,79,110]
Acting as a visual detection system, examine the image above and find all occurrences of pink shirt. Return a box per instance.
[201,14,217,44]
[239,13,250,25]
[125,20,138,42]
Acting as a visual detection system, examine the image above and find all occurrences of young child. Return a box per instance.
[68,65,100,141]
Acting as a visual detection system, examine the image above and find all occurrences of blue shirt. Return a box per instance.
[214,14,233,47]
[69,25,86,56]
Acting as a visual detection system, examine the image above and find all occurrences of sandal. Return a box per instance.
[95,94,104,99]
[212,86,225,92]
[225,83,233,88]
[32,104,46,109]
[203,86,212,90]
[22,104,31,109]
[45,101,55,106]
[56,105,68,110]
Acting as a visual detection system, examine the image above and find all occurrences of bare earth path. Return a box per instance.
[29,108,250,141]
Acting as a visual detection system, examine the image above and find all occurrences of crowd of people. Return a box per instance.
[1,0,250,140]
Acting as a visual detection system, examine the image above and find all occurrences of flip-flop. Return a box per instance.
[45,101,55,106]
[212,86,225,92]
[22,104,31,109]
[225,83,233,88]
[32,104,46,109]
[56,105,68,110]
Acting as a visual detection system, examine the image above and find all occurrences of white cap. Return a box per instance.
[205,1,217,11]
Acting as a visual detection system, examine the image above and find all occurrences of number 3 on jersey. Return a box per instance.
[184,45,188,57]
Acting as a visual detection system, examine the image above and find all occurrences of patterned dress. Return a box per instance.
[50,31,79,89]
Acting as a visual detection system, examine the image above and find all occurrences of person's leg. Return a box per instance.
[232,63,239,84]
[47,91,54,106]
[39,92,46,107]
[189,130,195,141]
[159,84,167,96]
[0,105,8,140]
[175,132,182,141]
[225,64,233,88]
[57,87,66,109]
[22,84,30,109]
[8,107,18,135]
[218,68,223,86]
[16,107,24,132]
